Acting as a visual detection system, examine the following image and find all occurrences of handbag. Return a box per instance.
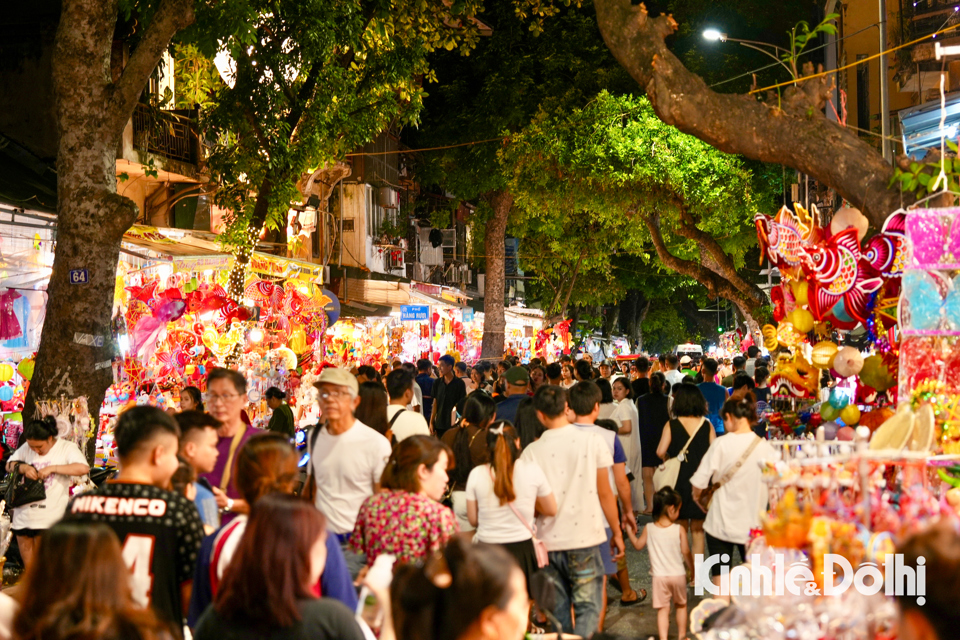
[653,419,706,491]
[3,465,46,508]
[698,435,762,511]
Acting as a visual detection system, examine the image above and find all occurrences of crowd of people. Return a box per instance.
[0,348,953,640]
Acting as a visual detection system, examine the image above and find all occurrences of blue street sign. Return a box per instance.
[69,269,89,284]
[401,305,430,321]
[462,307,475,322]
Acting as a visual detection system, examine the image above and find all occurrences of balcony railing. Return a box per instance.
[132,103,198,164]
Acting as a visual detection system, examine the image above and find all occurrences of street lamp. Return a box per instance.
[702,28,795,80]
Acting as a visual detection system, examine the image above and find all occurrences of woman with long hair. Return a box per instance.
[465,422,556,590]
[4,416,89,568]
[656,383,715,560]
[392,536,529,640]
[12,522,171,640]
[351,435,458,566]
[188,434,357,626]
[635,371,670,516]
[179,386,204,412]
[355,381,389,437]
[440,392,497,536]
[195,494,365,640]
[512,398,544,450]
[594,379,621,429]
[560,364,576,389]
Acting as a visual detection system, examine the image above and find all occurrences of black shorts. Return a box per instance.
[13,528,44,538]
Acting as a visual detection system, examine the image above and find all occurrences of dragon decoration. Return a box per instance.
[754,204,906,399]
[116,273,331,390]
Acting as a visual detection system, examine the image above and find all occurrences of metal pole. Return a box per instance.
[879,0,892,161]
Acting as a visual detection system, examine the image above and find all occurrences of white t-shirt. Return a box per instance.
[664,369,686,392]
[9,438,87,530]
[520,424,613,551]
[465,460,553,544]
[597,403,622,429]
[213,514,247,582]
[311,420,392,534]
[408,384,423,412]
[689,432,778,544]
[386,404,431,442]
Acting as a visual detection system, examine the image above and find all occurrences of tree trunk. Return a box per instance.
[480,189,513,361]
[25,0,195,423]
[593,0,902,228]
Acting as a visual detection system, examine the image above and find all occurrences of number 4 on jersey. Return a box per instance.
[122,535,155,607]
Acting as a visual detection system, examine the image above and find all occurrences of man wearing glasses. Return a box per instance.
[199,368,261,525]
[308,368,391,578]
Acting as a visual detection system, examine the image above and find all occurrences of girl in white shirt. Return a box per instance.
[627,487,693,640]
[466,422,556,590]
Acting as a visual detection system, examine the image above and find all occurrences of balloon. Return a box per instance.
[821,403,840,421]
[790,308,814,333]
[811,341,839,369]
[0,386,14,402]
[17,358,34,381]
[833,346,864,378]
[830,206,870,241]
[0,364,13,382]
[840,404,861,426]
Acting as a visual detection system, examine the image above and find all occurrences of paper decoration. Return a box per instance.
[802,228,884,326]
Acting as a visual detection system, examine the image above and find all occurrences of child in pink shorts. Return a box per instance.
[627,487,693,640]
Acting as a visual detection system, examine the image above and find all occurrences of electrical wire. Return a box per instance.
[709,22,880,88]
[750,21,960,94]
[345,137,504,157]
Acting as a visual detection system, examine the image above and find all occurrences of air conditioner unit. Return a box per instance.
[443,263,458,284]
[378,187,398,209]
[441,229,456,249]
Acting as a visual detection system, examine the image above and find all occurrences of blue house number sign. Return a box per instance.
[69,269,89,284]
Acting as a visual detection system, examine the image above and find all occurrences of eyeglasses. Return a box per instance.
[207,393,240,404]
[318,390,353,401]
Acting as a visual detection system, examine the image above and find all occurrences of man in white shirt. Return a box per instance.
[385,368,431,442]
[309,367,391,578]
[663,353,685,392]
[744,345,760,377]
[521,385,624,637]
[568,381,642,610]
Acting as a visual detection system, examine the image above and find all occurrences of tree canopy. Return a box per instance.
[501,90,773,325]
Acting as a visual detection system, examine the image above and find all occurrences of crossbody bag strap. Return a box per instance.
[674,418,706,461]
[304,424,323,480]
[493,467,538,537]
[388,409,406,428]
[716,436,762,488]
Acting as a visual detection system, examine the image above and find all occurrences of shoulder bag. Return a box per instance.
[653,419,706,491]
[698,435,762,511]
[498,469,549,569]
[4,465,46,508]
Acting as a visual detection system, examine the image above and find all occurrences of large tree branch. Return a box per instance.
[672,200,768,310]
[642,211,760,326]
[110,0,196,134]
[594,0,901,227]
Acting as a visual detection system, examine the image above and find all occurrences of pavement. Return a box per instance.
[601,514,702,640]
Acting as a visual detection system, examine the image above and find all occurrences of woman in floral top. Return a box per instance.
[351,435,458,565]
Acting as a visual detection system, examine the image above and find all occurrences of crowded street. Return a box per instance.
[0,1,957,639]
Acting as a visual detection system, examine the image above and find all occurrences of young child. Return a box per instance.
[627,487,693,640]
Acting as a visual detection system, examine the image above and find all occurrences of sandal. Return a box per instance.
[619,588,647,606]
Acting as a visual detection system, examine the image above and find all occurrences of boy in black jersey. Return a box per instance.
[66,406,203,637]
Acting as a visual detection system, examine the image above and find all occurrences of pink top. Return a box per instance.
[351,490,458,565]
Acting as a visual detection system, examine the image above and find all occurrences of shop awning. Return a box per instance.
[122,226,325,282]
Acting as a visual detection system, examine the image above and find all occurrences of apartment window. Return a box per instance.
[856,54,869,135]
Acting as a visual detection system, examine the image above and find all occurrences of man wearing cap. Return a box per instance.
[495,366,531,424]
[308,368,391,577]
[431,354,467,437]
[598,360,614,381]
[680,355,697,378]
